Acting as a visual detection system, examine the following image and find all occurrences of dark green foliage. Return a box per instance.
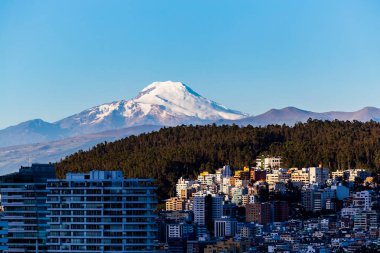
[56,120,380,200]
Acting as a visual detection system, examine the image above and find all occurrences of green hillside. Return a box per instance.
[56,120,380,199]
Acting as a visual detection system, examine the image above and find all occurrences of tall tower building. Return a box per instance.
[0,164,56,253]
[46,170,157,253]
[192,194,223,234]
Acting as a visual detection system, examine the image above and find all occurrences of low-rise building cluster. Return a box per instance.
[158,157,380,252]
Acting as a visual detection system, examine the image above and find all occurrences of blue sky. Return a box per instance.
[1,0,380,129]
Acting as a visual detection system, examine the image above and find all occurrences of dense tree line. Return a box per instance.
[56,120,380,199]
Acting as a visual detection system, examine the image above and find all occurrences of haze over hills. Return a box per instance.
[0,125,161,175]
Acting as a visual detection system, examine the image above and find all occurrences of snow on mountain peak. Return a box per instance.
[131,81,247,120]
[56,81,247,133]
[141,81,190,92]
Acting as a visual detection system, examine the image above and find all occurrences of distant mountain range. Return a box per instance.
[0,81,246,148]
[217,106,380,126]
[1,80,380,174]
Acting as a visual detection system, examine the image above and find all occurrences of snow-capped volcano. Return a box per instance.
[134,81,245,120]
[56,81,247,134]
[0,81,247,147]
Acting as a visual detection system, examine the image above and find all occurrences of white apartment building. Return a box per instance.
[309,167,329,185]
[167,224,182,238]
[176,177,193,198]
[352,191,371,210]
[256,157,281,169]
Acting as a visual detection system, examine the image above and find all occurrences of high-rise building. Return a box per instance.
[0,164,56,253]
[193,196,207,226]
[46,170,157,253]
[211,196,223,221]
[301,185,315,212]
[192,195,222,233]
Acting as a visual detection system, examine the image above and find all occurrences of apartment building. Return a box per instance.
[46,171,157,253]
[0,164,56,253]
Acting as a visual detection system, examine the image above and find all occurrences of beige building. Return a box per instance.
[290,168,310,185]
[166,197,186,211]
[266,169,290,185]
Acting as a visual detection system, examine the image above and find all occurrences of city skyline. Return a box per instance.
[1,0,380,129]
[2,1,380,252]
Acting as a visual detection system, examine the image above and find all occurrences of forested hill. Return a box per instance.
[56,120,380,199]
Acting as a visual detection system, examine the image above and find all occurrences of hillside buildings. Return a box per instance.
[0,158,379,252]
[160,157,379,252]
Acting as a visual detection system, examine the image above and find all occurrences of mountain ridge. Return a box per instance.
[1,81,380,148]
[0,81,246,147]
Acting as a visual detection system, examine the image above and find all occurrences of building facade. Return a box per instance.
[309,167,329,185]
[166,197,186,211]
[46,171,157,253]
[0,220,7,253]
[246,202,273,225]
[0,164,56,253]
